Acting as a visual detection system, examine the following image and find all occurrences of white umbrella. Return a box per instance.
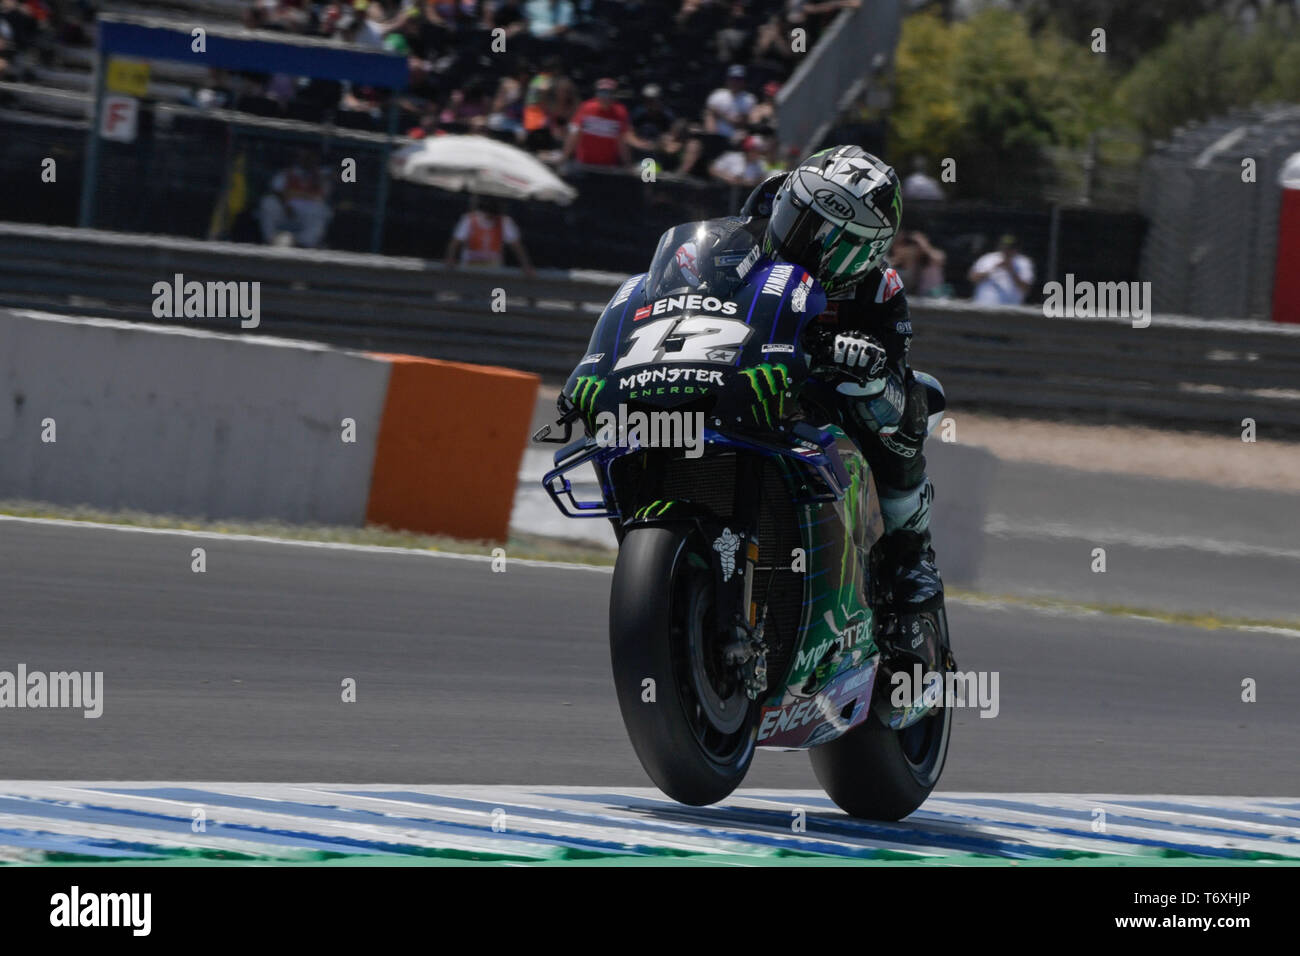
[389,134,578,205]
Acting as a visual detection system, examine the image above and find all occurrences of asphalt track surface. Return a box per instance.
[2,518,1297,794]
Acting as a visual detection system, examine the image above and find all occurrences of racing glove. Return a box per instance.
[814,330,888,381]
[808,329,905,434]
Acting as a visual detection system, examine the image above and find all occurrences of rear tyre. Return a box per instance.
[610,525,758,806]
[808,609,953,820]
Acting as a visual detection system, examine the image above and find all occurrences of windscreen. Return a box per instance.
[643,219,761,302]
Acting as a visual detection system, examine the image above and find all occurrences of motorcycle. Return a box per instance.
[536,217,954,820]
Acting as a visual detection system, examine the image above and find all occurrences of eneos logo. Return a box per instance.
[634,294,740,321]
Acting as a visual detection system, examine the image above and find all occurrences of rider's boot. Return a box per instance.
[878,478,943,607]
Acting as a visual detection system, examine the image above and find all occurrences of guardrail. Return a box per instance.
[3,222,1300,434]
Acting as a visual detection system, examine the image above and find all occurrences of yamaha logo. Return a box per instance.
[812,187,854,220]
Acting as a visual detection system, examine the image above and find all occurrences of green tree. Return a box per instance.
[1009,0,1225,68]
[1116,12,1300,143]
[890,9,1109,198]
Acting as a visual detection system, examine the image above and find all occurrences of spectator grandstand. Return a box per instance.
[1,0,838,168]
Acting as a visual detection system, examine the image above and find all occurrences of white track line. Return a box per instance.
[985,514,1300,561]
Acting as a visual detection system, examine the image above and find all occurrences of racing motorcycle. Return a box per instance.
[536,217,953,820]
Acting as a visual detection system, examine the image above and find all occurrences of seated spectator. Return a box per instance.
[747,80,780,136]
[753,10,800,74]
[485,76,525,139]
[1,0,50,78]
[522,57,577,152]
[761,138,789,176]
[788,0,860,38]
[627,84,675,154]
[257,150,333,248]
[969,235,1035,306]
[564,77,630,167]
[430,0,479,29]
[438,85,490,129]
[710,135,767,186]
[354,0,407,49]
[890,229,949,298]
[0,14,15,79]
[705,64,755,141]
[715,1,754,65]
[657,118,705,177]
[485,0,529,36]
[445,196,536,274]
[525,0,574,38]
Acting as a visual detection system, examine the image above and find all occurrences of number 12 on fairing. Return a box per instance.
[611,317,754,371]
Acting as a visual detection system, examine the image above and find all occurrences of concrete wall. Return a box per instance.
[0,308,390,525]
[0,308,540,539]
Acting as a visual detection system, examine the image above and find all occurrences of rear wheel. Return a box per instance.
[808,609,953,820]
[610,525,759,805]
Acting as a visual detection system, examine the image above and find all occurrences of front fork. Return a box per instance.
[710,453,768,700]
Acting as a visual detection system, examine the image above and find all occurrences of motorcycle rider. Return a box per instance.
[741,145,944,626]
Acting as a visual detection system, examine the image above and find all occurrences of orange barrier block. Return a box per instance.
[365,353,539,541]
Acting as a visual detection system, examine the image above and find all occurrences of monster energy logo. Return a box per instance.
[740,363,790,427]
[632,500,676,519]
[570,375,605,418]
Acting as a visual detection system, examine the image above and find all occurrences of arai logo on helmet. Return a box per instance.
[812,187,855,221]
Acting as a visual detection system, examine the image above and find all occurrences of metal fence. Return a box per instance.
[4,222,1300,434]
[1140,104,1300,319]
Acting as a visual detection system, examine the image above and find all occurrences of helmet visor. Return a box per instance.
[769,194,881,289]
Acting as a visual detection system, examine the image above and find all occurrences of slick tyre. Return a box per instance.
[610,525,758,806]
[809,610,953,820]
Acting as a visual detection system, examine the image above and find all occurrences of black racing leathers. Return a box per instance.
[806,265,929,494]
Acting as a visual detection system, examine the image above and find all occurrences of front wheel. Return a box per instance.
[609,525,759,806]
[809,609,953,820]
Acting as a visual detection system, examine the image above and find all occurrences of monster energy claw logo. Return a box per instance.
[740,363,790,427]
[632,500,676,519]
[571,375,605,418]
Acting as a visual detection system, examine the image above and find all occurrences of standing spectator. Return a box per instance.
[902,155,945,201]
[969,235,1034,305]
[445,197,536,275]
[891,229,948,298]
[257,149,333,248]
[565,77,630,167]
[705,64,756,140]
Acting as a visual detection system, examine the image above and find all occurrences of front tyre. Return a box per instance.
[609,525,758,806]
[809,609,953,820]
